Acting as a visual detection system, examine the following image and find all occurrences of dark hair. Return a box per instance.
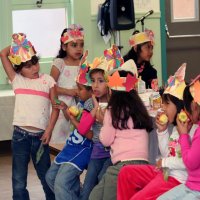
[77,82,92,91]
[162,93,184,125]
[183,85,193,114]
[123,30,153,69]
[14,55,39,73]
[108,71,153,131]
[123,43,153,69]
[56,28,68,58]
[89,68,105,78]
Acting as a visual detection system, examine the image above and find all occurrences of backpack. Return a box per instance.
[98,0,111,36]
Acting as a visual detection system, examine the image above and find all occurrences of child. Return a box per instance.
[123,29,158,89]
[79,56,113,200]
[117,64,198,200]
[89,59,153,200]
[158,75,200,200]
[50,24,84,143]
[0,33,59,200]
[45,57,98,200]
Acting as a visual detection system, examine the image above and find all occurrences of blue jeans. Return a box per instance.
[80,157,112,200]
[12,128,55,200]
[46,162,82,200]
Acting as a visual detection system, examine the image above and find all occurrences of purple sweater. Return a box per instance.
[179,121,200,191]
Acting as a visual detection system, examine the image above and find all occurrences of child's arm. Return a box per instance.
[99,110,116,147]
[157,129,170,157]
[179,125,200,170]
[77,109,97,135]
[50,65,78,96]
[0,46,16,82]
[77,97,99,135]
[52,99,70,120]
[41,85,59,144]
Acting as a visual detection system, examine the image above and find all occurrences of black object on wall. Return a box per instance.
[110,0,135,30]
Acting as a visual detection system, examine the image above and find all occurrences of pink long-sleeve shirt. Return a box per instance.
[179,121,200,191]
[99,110,149,164]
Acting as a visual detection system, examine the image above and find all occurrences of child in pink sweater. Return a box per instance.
[116,64,198,200]
[89,59,153,200]
[158,75,200,200]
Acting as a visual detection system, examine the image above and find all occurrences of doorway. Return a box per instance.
[164,0,200,83]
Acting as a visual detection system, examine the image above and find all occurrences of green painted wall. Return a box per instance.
[0,0,162,86]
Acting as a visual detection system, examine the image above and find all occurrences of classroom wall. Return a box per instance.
[0,0,162,85]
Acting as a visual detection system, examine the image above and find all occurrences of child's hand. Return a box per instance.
[96,107,106,124]
[53,100,68,110]
[155,111,168,132]
[85,130,93,140]
[176,115,190,135]
[40,130,52,145]
[92,95,99,110]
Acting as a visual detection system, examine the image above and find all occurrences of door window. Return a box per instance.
[171,0,199,22]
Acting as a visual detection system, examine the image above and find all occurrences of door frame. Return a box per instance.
[160,1,167,84]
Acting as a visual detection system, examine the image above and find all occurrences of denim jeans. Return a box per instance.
[46,162,82,200]
[12,128,55,200]
[158,184,200,200]
[80,157,112,200]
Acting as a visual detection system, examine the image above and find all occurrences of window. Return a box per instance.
[171,0,199,22]
[12,8,67,58]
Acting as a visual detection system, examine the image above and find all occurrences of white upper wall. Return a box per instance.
[90,0,160,15]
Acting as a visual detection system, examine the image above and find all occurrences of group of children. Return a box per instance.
[0,23,200,200]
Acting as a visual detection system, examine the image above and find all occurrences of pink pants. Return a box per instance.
[117,165,180,200]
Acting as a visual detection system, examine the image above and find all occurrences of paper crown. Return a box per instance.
[104,44,124,72]
[89,57,109,72]
[61,24,84,44]
[107,59,138,92]
[76,62,91,86]
[129,29,154,47]
[189,74,200,105]
[164,63,186,100]
[8,33,36,65]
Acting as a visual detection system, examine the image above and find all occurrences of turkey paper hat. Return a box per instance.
[8,33,36,65]
[89,57,109,73]
[61,24,84,44]
[103,45,138,78]
[189,74,200,105]
[129,29,154,47]
[107,59,138,92]
[76,62,91,86]
[164,63,186,100]
[104,44,124,73]
[76,50,91,86]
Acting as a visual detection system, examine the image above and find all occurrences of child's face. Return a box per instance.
[162,100,177,123]
[20,62,40,79]
[139,42,153,62]
[91,71,108,101]
[64,39,84,60]
[77,83,92,102]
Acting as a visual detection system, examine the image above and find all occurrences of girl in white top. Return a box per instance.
[0,33,59,200]
[50,24,84,143]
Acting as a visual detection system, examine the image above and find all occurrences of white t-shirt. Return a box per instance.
[12,73,56,130]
